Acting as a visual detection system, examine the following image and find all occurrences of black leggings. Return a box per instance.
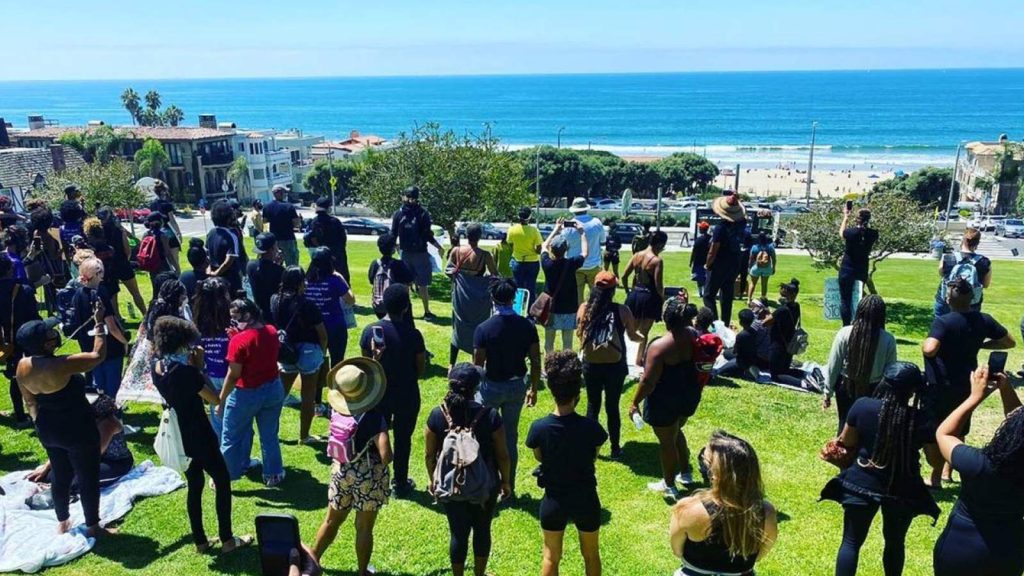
[838,274,859,327]
[769,349,805,389]
[8,375,26,422]
[383,392,421,485]
[443,496,497,565]
[585,365,625,450]
[45,442,101,526]
[449,344,461,367]
[837,502,914,576]
[185,448,234,545]
[703,266,738,326]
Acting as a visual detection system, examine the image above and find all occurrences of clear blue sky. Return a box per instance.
[6,0,1024,80]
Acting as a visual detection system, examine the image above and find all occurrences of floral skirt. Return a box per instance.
[327,454,391,512]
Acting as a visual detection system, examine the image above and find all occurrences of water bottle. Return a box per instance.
[632,412,645,430]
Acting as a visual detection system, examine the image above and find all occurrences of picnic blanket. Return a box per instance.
[0,460,184,573]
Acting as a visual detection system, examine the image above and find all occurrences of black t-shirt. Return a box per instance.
[149,198,174,217]
[769,301,801,351]
[262,200,299,241]
[390,203,433,253]
[359,319,426,404]
[152,362,218,458]
[246,259,284,320]
[206,227,242,291]
[842,397,929,497]
[691,233,711,270]
[840,227,879,279]
[310,214,348,253]
[0,278,40,371]
[474,313,538,381]
[925,311,1007,390]
[179,269,209,301]
[60,200,85,224]
[734,327,758,369]
[526,412,607,491]
[87,239,120,293]
[73,284,125,358]
[351,409,389,459]
[935,252,991,304]
[270,294,324,345]
[951,444,1024,519]
[711,220,746,263]
[605,236,622,253]
[427,402,503,469]
[541,253,584,314]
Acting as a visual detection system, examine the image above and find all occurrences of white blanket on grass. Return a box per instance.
[0,460,184,573]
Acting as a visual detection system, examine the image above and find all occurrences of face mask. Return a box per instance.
[161,351,190,366]
[230,319,249,331]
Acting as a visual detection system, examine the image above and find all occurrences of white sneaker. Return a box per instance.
[647,480,681,500]
[676,472,695,486]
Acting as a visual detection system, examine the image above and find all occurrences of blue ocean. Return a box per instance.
[2,69,1023,169]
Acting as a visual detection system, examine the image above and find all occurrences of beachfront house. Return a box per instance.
[310,130,387,160]
[0,144,86,210]
[957,135,1024,214]
[233,128,326,199]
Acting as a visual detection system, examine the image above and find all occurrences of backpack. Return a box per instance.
[136,233,162,273]
[432,405,496,504]
[327,412,374,464]
[56,280,81,336]
[371,259,392,314]
[755,246,771,267]
[693,332,724,388]
[941,254,984,306]
[582,309,623,364]
[303,218,325,248]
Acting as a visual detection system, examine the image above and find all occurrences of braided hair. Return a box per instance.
[664,297,698,333]
[861,364,923,489]
[444,363,481,416]
[983,408,1024,481]
[577,283,616,346]
[145,279,187,339]
[845,295,886,398]
[193,278,231,337]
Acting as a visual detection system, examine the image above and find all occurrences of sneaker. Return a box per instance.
[423,312,437,321]
[301,436,324,446]
[265,474,285,487]
[609,446,623,460]
[246,458,262,472]
[647,479,679,499]
[122,424,141,436]
[283,395,301,407]
[676,472,695,486]
[391,478,416,498]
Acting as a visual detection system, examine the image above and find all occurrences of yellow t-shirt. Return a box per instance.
[507,223,543,263]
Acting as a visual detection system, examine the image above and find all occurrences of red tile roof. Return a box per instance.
[16,125,235,142]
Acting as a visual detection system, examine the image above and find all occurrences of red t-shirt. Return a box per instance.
[227,325,281,389]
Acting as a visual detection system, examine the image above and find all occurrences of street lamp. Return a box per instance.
[805,121,818,207]
[557,126,566,149]
[327,147,336,216]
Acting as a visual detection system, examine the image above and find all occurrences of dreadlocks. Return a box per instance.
[845,295,886,398]
[861,374,922,489]
[577,283,616,346]
[983,408,1024,481]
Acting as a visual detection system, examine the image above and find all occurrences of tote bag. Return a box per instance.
[154,407,192,472]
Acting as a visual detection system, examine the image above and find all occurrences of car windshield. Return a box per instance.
[1007,220,1024,225]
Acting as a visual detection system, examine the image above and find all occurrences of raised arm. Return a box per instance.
[937,367,996,462]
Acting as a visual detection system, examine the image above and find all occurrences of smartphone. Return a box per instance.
[256,513,301,576]
[845,200,854,211]
[371,325,386,350]
[988,351,1008,378]
[564,220,577,228]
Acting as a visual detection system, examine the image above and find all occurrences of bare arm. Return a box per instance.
[473,347,486,367]
[705,242,720,269]
[621,255,636,289]
[922,337,941,358]
[620,305,642,342]
[217,362,243,415]
[541,220,565,255]
[483,251,497,276]
[937,367,998,462]
[980,333,1015,350]
[315,322,328,351]
[580,229,590,262]
[527,342,540,407]
[415,351,426,378]
[210,254,238,277]
[837,423,859,451]
[654,258,664,298]
[492,426,512,497]
[96,415,123,455]
[757,503,779,560]
[630,341,665,415]
[839,208,850,239]
[376,432,393,467]
[425,427,440,480]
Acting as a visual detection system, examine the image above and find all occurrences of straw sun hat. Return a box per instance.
[712,194,746,223]
[326,357,387,416]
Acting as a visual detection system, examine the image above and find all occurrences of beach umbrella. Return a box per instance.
[868,174,880,179]
[135,177,160,202]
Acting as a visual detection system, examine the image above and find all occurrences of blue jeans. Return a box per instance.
[278,343,325,375]
[477,376,528,491]
[221,377,286,481]
[208,376,225,440]
[92,356,124,398]
[278,240,300,267]
[511,260,540,308]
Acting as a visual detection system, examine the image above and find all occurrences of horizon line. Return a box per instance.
[2,65,1023,84]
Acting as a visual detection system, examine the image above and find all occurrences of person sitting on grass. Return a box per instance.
[713,309,761,382]
[670,431,778,576]
[152,316,253,554]
[933,366,1024,576]
[526,350,608,576]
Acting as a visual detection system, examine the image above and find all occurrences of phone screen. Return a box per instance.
[256,514,300,576]
[371,326,386,348]
[988,351,1008,376]
[845,200,854,211]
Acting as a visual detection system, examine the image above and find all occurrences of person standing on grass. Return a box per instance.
[933,366,1024,576]
[263,185,302,267]
[247,233,285,322]
[98,207,148,317]
[207,200,244,298]
[141,212,177,291]
[526,350,608,576]
[703,194,746,326]
[0,253,41,429]
[312,357,392,576]
[473,277,540,500]
[217,298,286,486]
[602,228,622,277]
[390,186,444,320]
[180,238,210,301]
[823,295,897,433]
[149,179,182,249]
[492,232,513,278]
[193,278,234,438]
[933,227,991,318]
[689,221,711,297]
[623,230,667,368]
[563,197,606,305]
[447,223,497,370]
[838,207,878,326]
[305,197,351,282]
[305,248,356,416]
[367,233,415,320]
[271,267,328,444]
[71,258,130,397]
[359,284,426,498]
[670,431,778,576]
[58,185,86,256]
[540,220,588,353]
[820,362,939,576]
[15,306,113,539]
[922,277,1014,487]
[629,297,701,500]
[152,316,253,555]
[425,364,511,576]
[507,207,543,308]
[746,232,777,301]
[577,271,641,459]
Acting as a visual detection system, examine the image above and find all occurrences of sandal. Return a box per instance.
[221,535,253,554]
[196,538,219,553]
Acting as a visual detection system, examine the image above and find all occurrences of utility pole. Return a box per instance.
[805,121,818,207]
[535,146,541,208]
[945,142,963,232]
[327,147,337,216]
[557,126,565,149]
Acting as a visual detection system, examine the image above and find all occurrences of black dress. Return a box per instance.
[625,257,662,321]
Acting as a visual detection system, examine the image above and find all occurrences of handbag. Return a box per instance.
[820,437,855,469]
[785,313,809,356]
[529,260,571,326]
[0,284,20,363]
[154,405,192,473]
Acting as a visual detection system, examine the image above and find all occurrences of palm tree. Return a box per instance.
[144,90,162,112]
[121,88,141,125]
[163,105,184,127]
[229,156,251,200]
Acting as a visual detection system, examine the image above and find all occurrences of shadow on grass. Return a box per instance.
[233,467,326,511]
[327,568,448,576]
[91,532,163,570]
[617,440,667,480]
[0,449,38,471]
[708,376,741,389]
[887,301,935,335]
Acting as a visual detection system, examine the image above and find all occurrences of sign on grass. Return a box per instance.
[823,277,862,320]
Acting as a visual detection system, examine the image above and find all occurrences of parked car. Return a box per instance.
[114,207,152,221]
[455,222,504,240]
[591,198,620,210]
[608,223,644,246]
[995,218,1024,238]
[341,217,390,236]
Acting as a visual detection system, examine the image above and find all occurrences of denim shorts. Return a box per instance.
[278,342,325,375]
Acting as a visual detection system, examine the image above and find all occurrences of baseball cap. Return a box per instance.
[315,197,331,211]
[17,317,61,356]
[402,186,420,200]
[882,361,924,394]
[448,363,483,389]
[271,185,289,196]
[254,232,277,254]
[595,271,618,289]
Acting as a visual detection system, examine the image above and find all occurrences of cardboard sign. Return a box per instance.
[824,277,862,320]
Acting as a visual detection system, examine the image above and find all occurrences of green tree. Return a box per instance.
[354,123,531,238]
[790,195,941,293]
[121,88,141,125]
[228,156,251,200]
[134,138,170,178]
[144,90,162,112]
[303,157,362,200]
[163,105,184,127]
[34,158,146,213]
[650,153,719,194]
[57,125,128,164]
[870,166,957,206]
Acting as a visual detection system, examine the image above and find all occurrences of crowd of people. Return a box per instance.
[1,183,1022,576]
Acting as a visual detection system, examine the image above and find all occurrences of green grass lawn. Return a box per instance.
[2,242,1022,576]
